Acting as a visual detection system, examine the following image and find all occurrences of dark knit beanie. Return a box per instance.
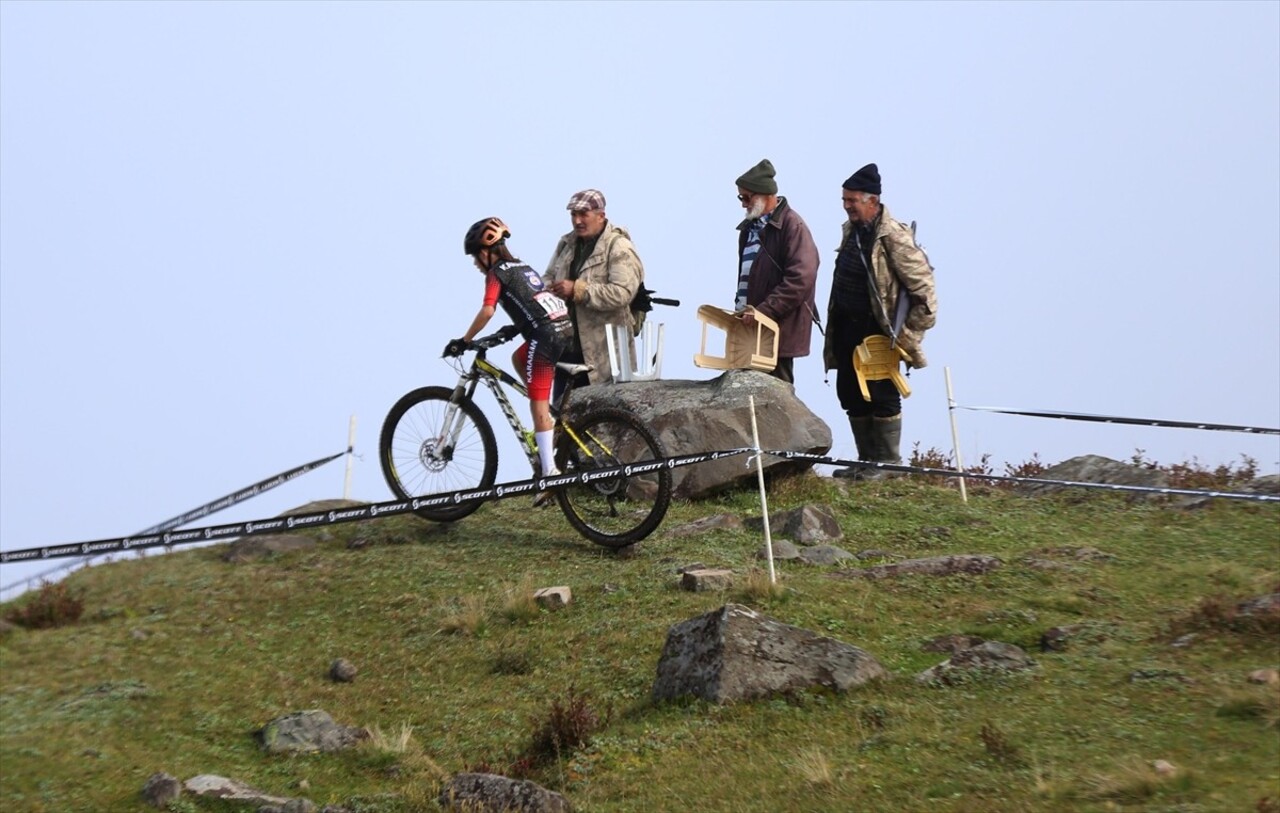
[736,158,778,195]
[842,163,881,195]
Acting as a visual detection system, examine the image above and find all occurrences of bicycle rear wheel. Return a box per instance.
[554,407,672,548]
[379,386,497,522]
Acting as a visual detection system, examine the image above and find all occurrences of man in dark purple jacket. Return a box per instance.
[734,158,821,384]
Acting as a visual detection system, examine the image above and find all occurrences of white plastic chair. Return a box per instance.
[606,321,665,382]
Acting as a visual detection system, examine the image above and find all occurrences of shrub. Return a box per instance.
[4,580,85,629]
[526,684,607,764]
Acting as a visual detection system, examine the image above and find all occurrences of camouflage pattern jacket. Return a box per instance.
[823,204,937,370]
[543,222,645,384]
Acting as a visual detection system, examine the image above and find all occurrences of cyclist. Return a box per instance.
[445,217,574,488]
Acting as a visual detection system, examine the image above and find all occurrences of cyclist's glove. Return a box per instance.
[442,337,470,358]
[496,325,521,342]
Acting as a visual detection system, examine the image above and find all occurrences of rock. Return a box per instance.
[1040,625,1083,652]
[258,710,368,754]
[652,603,887,704]
[854,549,902,560]
[1245,474,1280,496]
[680,569,734,592]
[564,371,832,499]
[141,772,181,808]
[746,504,842,546]
[921,634,986,654]
[757,539,800,560]
[916,641,1037,686]
[1128,669,1192,684]
[329,659,357,683]
[183,775,295,808]
[438,772,572,813]
[796,545,855,566]
[534,586,572,610]
[1247,669,1279,686]
[835,554,1002,580]
[224,500,366,562]
[1021,455,1169,499]
[1238,592,1280,616]
[668,514,745,537]
[1152,759,1177,777]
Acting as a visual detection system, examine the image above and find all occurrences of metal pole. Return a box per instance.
[748,396,776,583]
[944,367,968,504]
[343,415,357,500]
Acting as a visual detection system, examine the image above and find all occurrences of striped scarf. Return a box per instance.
[735,214,770,310]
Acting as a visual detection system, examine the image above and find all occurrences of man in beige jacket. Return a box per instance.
[544,189,645,390]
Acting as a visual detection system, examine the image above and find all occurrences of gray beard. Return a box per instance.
[746,200,767,220]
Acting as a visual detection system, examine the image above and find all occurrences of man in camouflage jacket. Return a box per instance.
[823,163,937,479]
[544,189,645,387]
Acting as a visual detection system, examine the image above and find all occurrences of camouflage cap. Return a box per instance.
[566,189,606,212]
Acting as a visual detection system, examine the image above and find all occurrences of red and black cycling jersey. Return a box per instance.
[483,260,572,360]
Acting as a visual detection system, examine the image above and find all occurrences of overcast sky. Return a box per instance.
[2,0,1277,595]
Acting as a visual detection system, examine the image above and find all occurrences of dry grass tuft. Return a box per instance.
[738,567,787,603]
[439,594,487,636]
[795,746,834,788]
[500,575,540,623]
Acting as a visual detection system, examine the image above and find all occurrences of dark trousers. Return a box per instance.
[831,318,901,419]
[769,357,795,384]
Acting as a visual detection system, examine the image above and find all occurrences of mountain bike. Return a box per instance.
[378,328,673,548]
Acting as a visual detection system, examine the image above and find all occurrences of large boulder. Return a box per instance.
[565,371,832,499]
[258,709,368,753]
[652,603,887,704]
[1021,455,1169,498]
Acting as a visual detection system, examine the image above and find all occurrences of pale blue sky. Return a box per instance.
[2,0,1277,592]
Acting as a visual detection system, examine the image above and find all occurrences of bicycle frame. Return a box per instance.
[437,344,584,475]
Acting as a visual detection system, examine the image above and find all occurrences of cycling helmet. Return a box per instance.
[463,217,510,255]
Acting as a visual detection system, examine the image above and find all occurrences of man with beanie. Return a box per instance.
[824,163,937,479]
[733,158,820,384]
[544,188,645,390]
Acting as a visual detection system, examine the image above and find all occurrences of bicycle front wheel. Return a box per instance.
[379,386,497,522]
[554,407,672,548]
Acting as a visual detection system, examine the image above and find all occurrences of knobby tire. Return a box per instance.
[379,386,498,522]
[554,407,672,548]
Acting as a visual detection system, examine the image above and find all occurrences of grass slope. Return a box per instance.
[2,475,1277,813]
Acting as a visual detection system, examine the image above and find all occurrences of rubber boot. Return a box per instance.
[833,415,876,479]
[860,414,903,481]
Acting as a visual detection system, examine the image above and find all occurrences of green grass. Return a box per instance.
[2,474,1277,812]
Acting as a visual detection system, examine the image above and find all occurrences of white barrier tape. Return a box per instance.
[953,406,1279,436]
[0,448,753,564]
[770,450,1280,503]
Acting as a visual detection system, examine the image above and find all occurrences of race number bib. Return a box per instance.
[533,291,568,320]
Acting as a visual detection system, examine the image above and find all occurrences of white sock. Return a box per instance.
[535,430,557,475]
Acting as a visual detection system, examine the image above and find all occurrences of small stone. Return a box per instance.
[130,628,150,640]
[1247,668,1279,686]
[680,568,734,592]
[534,586,572,610]
[1152,759,1177,777]
[329,659,357,683]
[141,772,181,808]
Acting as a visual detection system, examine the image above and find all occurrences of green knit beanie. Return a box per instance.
[735,158,777,195]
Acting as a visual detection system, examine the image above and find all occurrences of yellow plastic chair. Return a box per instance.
[853,335,912,400]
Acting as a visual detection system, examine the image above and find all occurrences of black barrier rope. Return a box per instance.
[770,450,1280,502]
[953,405,1279,436]
[0,450,348,587]
[0,448,753,564]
